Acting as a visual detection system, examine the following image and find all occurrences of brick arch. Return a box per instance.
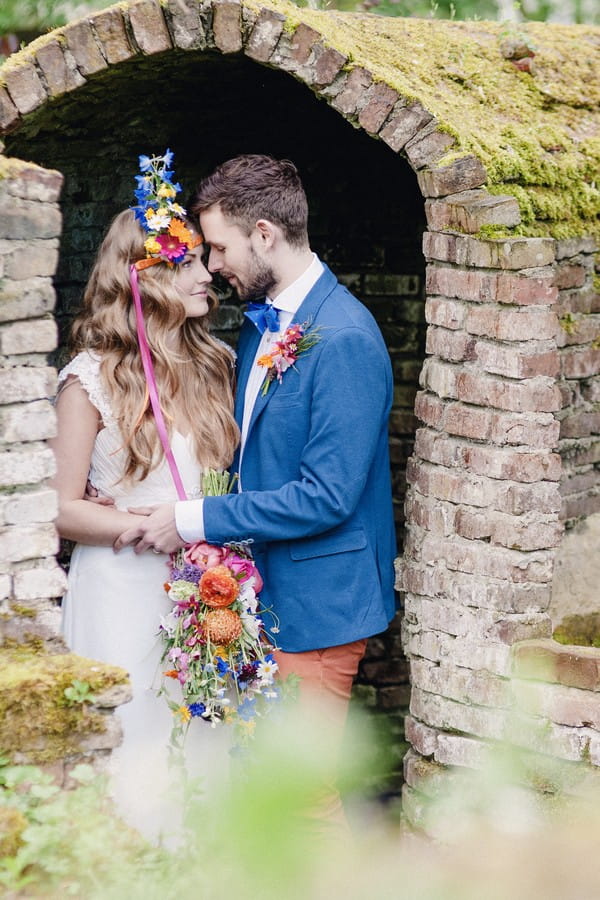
[3,1,589,814]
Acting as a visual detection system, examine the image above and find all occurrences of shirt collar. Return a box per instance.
[268,253,324,315]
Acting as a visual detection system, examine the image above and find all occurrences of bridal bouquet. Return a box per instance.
[158,471,280,748]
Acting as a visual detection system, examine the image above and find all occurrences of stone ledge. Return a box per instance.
[512,638,600,692]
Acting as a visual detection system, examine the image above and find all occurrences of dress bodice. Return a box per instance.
[58,351,203,507]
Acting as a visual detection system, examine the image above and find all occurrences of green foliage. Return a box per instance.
[63,678,97,706]
[0,0,109,34]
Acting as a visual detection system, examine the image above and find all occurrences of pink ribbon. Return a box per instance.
[129,264,188,501]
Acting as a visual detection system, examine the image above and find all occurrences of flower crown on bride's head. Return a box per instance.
[130,149,202,271]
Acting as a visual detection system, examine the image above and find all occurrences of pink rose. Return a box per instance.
[222,552,264,593]
[183,541,225,570]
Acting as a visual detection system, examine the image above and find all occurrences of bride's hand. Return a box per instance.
[83,479,115,506]
[113,503,184,555]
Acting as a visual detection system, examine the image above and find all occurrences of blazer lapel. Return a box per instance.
[234,322,261,424]
[244,264,338,440]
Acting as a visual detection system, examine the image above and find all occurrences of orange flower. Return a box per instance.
[204,608,243,644]
[199,565,239,608]
[168,218,194,245]
[163,669,179,679]
[257,353,274,368]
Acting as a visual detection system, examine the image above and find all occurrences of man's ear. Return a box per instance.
[254,218,278,249]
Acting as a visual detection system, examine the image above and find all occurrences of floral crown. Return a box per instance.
[130,149,202,271]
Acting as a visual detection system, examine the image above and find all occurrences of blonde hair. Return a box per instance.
[70,209,239,482]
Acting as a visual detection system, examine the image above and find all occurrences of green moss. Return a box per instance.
[553,612,600,647]
[476,224,512,239]
[0,647,129,764]
[559,313,579,335]
[6,603,37,618]
[0,805,27,857]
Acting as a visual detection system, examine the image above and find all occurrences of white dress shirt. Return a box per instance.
[175,253,324,543]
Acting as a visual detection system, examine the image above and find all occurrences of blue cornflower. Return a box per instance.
[188,702,206,718]
[237,697,257,721]
[216,656,230,675]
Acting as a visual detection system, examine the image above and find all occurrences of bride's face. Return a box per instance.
[173,244,212,318]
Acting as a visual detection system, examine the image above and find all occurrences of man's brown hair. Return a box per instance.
[192,154,309,248]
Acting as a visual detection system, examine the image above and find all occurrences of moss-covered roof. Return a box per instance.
[2,0,599,240]
[256,1,599,240]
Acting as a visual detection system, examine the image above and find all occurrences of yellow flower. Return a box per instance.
[176,705,191,723]
[144,237,161,254]
[157,184,176,198]
[171,203,185,215]
[144,207,156,221]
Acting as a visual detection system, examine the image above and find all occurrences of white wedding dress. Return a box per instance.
[59,351,227,844]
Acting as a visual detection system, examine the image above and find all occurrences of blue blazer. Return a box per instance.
[203,264,397,652]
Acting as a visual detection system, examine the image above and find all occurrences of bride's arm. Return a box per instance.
[49,376,146,546]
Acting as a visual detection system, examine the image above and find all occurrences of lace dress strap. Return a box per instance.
[57,351,115,427]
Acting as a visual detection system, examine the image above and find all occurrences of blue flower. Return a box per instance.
[188,702,206,717]
[138,154,153,172]
[237,697,257,721]
[162,148,174,168]
[216,656,230,675]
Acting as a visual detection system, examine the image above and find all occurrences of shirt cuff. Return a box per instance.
[175,498,205,543]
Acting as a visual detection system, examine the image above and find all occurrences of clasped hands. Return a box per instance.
[86,483,185,554]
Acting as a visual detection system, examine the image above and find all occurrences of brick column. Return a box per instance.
[0,155,130,782]
[398,212,564,824]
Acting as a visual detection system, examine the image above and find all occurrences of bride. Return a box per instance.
[50,151,239,842]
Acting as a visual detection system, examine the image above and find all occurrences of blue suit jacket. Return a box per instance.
[203,264,397,651]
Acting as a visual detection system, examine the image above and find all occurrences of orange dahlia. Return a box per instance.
[199,565,239,608]
[204,608,243,644]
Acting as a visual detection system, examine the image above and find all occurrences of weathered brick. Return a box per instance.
[404,715,439,756]
[357,82,399,133]
[379,102,433,152]
[425,190,521,234]
[464,305,558,341]
[411,657,511,708]
[555,237,598,260]
[456,506,562,551]
[560,346,600,379]
[506,712,595,762]
[1,489,58,526]
[424,231,555,269]
[413,427,562,483]
[3,62,47,116]
[0,447,55,487]
[556,314,600,348]
[410,686,506,740]
[417,155,487,198]
[0,524,58,563]
[425,325,476,362]
[424,296,466,330]
[312,45,347,88]
[330,67,372,116]
[63,19,108,75]
[400,558,551,613]
[13,559,67,600]
[554,264,588,290]
[0,400,56,443]
[0,85,19,131]
[559,408,600,439]
[165,0,208,50]
[34,40,86,97]
[513,679,600,730]
[0,197,61,241]
[453,367,560,413]
[0,366,56,404]
[0,319,57,355]
[0,240,60,280]
[404,121,454,169]
[3,164,63,203]
[403,626,513,677]
[128,0,172,53]
[473,338,559,379]
[434,732,489,768]
[245,8,285,62]
[92,7,136,63]
[212,1,243,53]
[0,277,56,323]
[427,264,558,306]
[512,639,600,692]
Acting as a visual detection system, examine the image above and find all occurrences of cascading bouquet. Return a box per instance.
[157,470,281,749]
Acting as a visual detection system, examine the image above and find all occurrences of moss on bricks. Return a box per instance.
[0,646,128,764]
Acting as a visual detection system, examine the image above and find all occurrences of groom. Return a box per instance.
[117,154,397,822]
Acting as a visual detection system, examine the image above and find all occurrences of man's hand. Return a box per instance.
[84,480,115,507]
[113,503,185,554]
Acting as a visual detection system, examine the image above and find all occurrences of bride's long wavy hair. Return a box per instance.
[70,209,239,482]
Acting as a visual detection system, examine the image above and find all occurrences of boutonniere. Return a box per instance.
[257,320,322,396]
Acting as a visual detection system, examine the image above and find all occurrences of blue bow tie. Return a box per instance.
[244,301,280,335]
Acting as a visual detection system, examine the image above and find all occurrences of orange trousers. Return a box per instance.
[273,638,368,834]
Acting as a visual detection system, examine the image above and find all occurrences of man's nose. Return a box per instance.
[207,250,221,272]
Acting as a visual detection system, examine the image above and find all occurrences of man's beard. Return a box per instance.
[236,248,277,303]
